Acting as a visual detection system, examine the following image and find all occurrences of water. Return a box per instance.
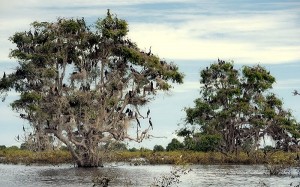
[0,164,299,187]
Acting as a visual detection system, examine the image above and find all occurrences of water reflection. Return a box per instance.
[0,164,299,187]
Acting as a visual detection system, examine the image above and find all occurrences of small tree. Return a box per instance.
[182,133,221,152]
[0,145,6,150]
[153,144,165,152]
[182,60,300,153]
[166,138,184,151]
[128,147,138,152]
[0,10,183,167]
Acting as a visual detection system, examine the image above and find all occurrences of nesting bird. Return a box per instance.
[135,113,141,128]
[147,46,152,56]
[149,117,153,130]
[143,81,154,95]
[104,70,108,80]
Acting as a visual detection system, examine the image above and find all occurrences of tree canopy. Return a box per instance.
[181,60,300,153]
[0,10,183,167]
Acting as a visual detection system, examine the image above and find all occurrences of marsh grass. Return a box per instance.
[0,149,72,165]
[264,151,299,176]
[1,148,299,167]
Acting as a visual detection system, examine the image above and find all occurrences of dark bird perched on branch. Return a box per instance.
[150,81,153,91]
[135,113,141,128]
[17,135,19,140]
[218,58,225,64]
[149,117,153,130]
[28,30,33,39]
[147,46,152,56]
[143,81,154,95]
[23,125,25,132]
[2,72,6,79]
[47,120,50,129]
[104,70,108,80]
[129,90,133,98]
[130,65,137,73]
[293,90,300,96]
[128,110,133,118]
[147,109,150,118]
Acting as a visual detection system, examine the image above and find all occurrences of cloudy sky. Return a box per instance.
[0,0,300,149]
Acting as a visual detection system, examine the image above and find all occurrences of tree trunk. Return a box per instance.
[75,150,103,167]
[55,133,103,167]
[76,156,102,167]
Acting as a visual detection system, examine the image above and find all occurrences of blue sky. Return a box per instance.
[0,0,300,149]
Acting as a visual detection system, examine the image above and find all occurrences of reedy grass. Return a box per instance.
[0,149,299,167]
[0,149,72,165]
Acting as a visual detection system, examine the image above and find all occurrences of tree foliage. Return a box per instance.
[182,133,221,152]
[166,138,184,151]
[0,10,183,167]
[153,144,165,152]
[182,60,300,153]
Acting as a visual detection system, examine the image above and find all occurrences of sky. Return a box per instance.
[0,0,300,149]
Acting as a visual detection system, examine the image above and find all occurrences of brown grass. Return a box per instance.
[0,149,299,166]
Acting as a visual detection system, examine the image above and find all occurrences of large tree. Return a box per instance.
[182,60,300,153]
[0,10,183,167]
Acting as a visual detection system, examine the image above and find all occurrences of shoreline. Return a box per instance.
[0,149,299,166]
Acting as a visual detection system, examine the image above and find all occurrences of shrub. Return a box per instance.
[0,145,6,150]
[153,145,165,152]
[166,138,184,151]
[129,147,138,152]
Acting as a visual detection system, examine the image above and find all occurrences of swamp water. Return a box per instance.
[0,164,299,186]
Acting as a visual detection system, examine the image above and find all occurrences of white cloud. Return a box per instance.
[128,10,300,64]
[1,0,300,65]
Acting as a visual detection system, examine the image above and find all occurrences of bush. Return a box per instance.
[129,147,138,152]
[193,134,221,152]
[183,134,221,152]
[153,145,165,152]
[7,146,19,150]
[166,138,184,151]
[0,145,6,150]
[20,143,28,150]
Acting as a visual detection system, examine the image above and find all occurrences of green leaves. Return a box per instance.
[60,19,82,34]
[11,91,41,111]
[96,10,128,40]
[184,60,299,153]
[3,10,184,166]
[242,65,275,90]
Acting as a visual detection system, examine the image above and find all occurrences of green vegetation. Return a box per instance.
[166,138,184,151]
[179,60,300,154]
[153,145,165,152]
[0,146,72,165]
[0,10,183,167]
[0,145,298,167]
[0,8,299,171]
